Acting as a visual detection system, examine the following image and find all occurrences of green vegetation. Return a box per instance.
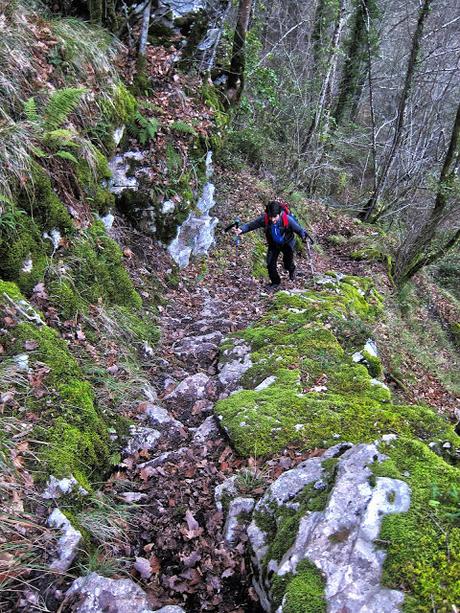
[282,561,327,613]
[216,276,456,457]
[51,221,142,313]
[374,437,460,611]
[381,281,460,397]
[217,273,460,610]
[10,321,110,489]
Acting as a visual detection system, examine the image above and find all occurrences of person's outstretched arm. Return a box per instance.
[287,215,314,242]
[237,215,266,235]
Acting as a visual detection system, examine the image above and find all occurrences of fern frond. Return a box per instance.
[54,151,78,164]
[23,97,40,123]
[170,120,197,136]
[43,87,87,131]
[30,145,47,158]
[146,117,159,139]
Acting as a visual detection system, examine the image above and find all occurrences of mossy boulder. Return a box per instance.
[217,273,460,611]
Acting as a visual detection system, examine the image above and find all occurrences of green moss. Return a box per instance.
[362,350,383,378]
[282,561,327,613]
[112,83,137,125]
[48,280,86,320]
[373,437,460,611]
[11,322,110,486]
[216,276,455,457]
[0,280,24,302]
[70,221,142,309]
[76,150,114,215]
[217,272,460,611]
[26,164,74,233]
[0,215,49,294]
[132,56,152,97]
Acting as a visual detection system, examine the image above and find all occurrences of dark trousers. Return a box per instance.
[267,244,294,284]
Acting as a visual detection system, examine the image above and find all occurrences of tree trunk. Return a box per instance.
[300,0,347,155]
[138,0,152,57]
[359,0,432,221]
[333,0,378,127]
[226,0,253,106]
[311,0,339,69]
[393,101,460,286]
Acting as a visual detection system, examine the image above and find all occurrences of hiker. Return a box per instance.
[235,200,313,288]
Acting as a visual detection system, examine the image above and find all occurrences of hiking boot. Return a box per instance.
[265,282,281,291]
[289,268,296,281]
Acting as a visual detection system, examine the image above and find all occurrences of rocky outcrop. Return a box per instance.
[247,442,411,612]
[214,277,460,611]
[64,573,155,612]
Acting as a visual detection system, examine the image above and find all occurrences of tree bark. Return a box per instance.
[138,0,152,57]
[359,0,432,221]
[300,0,347,155]
[393,100,460,286]
[226,0,253,106]
[333,0,378,127]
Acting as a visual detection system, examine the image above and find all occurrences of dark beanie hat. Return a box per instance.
[266,201,281,217]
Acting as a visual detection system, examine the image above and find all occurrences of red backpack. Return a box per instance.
[264,199,290,228]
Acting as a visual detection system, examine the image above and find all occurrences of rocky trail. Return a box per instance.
[90,259,313,609]
[62,182,337,611]
[13,173,458,613]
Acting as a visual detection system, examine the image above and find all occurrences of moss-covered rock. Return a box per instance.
[76,148,115,215]
[375,436,460,611]
[62,220,142,309]
[218,272,460,611]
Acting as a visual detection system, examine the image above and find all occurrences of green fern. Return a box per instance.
[128,112,159,146]
[43,87,87,131]
[30,145,47,158]
[170,120,197,136]
[23,97,40,123]
[44,128,79,148]
[55,151,78,164]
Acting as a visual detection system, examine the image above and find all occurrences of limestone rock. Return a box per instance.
[214,475,238,512]
[48,509,82,572]
[124,426,161,454]
[144,404,184,432]
[223,496,255,545]
[218,340,252,388]
[192,416,219,443]
[254,376,277,391]
[249,443,411,612]
[43,475,88,499]
[172,331,222,364]
[164,373,211,402]
[64,572,154,612]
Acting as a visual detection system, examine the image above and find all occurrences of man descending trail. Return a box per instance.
[235,200,313,289]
